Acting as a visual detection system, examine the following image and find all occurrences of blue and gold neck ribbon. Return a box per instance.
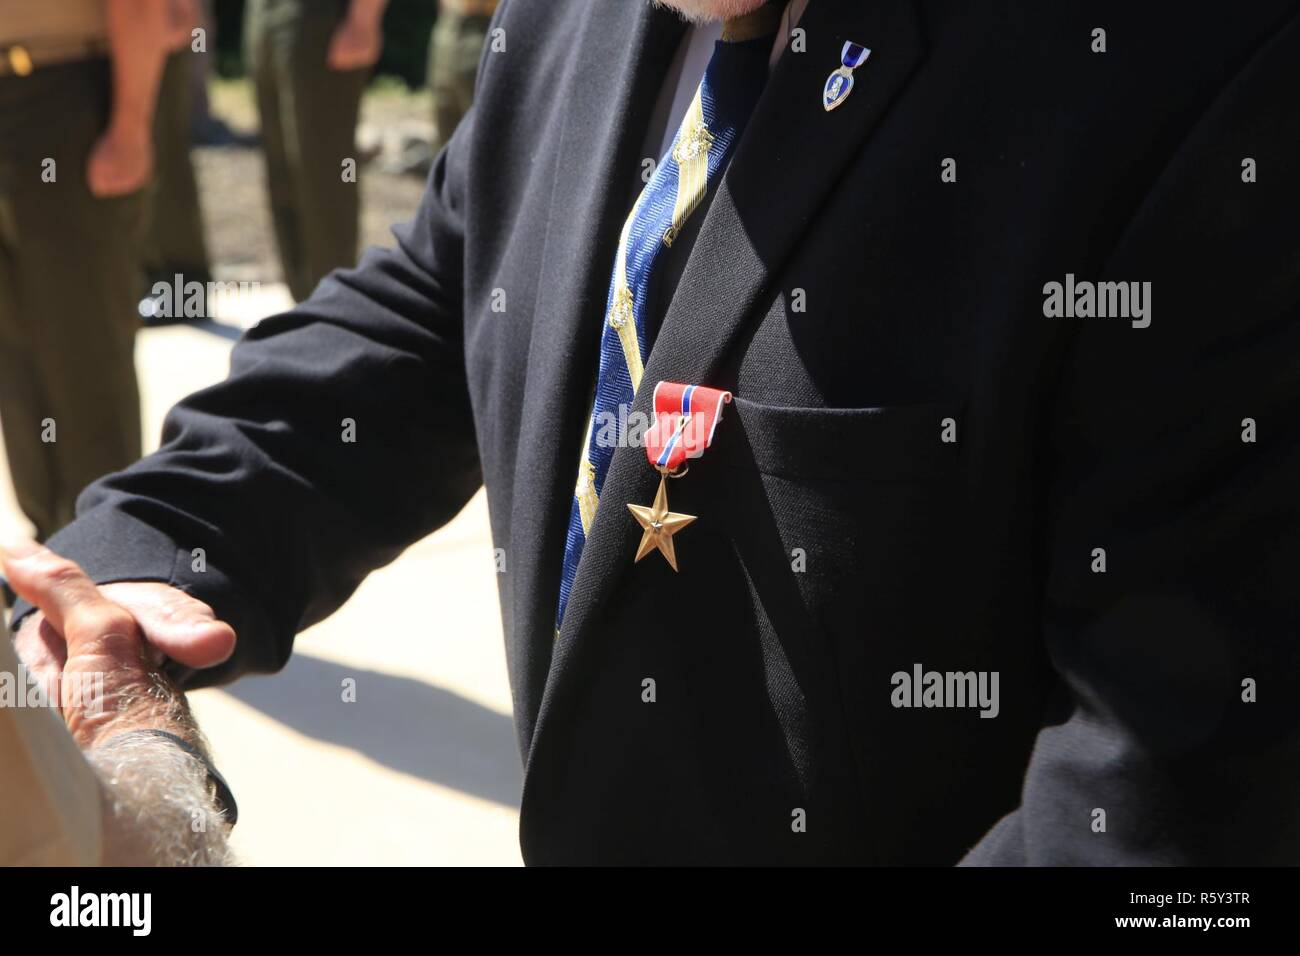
[556,6,782,630]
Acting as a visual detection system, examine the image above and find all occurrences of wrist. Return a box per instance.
[66,667,185,750]
[102,729,238,827]
[89,729,237,863]
[106,113,152,143]
[345,14,383,36]
[346,0,387,30]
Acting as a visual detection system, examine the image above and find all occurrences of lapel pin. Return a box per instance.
[823,41,871,111]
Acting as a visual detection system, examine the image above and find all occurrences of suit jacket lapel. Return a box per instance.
[509,0,684,741]
[534,0,927,751]
[654,0,928,389]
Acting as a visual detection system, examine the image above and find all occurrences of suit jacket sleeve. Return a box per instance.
[963,15,1300,864]
[9,109,484,690]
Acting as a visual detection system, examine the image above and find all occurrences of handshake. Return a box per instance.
[0,542,238,866]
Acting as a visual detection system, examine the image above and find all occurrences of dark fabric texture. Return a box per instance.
[15,0,1300,865]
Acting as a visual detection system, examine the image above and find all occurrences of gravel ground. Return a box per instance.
[199,78,433,284]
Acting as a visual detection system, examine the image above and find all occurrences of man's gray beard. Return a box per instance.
[89,733,233,866]
[650,0,770,25]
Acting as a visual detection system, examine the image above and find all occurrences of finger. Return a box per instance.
[101,583,237,669]
[10,613,68,689]
[2,541,96,636]
[1,543,141,660]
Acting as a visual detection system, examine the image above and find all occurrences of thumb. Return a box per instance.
[99,582,236,670]
[0,541,145,672]
[1,541,101,638]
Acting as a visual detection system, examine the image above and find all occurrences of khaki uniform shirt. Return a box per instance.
[0,636,102,866]
[0,0,106,46]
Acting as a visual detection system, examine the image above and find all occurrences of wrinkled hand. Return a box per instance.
[85,123,153,198]
[327,16,383,71]
[2,543,236,747]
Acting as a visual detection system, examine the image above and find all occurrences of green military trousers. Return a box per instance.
[245,0,367,302]
[0,58,144,541]
[142,49,211,287]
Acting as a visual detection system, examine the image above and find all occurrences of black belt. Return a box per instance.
[0,38,108,78]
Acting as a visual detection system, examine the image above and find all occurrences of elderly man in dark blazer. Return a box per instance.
[6,0,1300,865]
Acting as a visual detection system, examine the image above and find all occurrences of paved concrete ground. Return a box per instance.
[0,287,524,866]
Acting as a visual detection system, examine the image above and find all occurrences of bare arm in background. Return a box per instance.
[87,0,169,197]
[328,0,390,71]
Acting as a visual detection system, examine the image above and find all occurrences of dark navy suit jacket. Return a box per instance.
[19,0,1300,863]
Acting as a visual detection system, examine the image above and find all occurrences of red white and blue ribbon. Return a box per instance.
[645,382,733,473]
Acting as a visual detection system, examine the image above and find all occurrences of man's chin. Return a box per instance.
[650,0,770,25]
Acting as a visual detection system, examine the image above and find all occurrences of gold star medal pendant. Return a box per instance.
[627,382,733,571]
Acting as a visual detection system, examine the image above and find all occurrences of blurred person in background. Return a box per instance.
[427,0,497,156]
[189,0,218,142]
[0,0,167,542]
[141,0,213,323]
[189,0,252,147]
[245,0,388,302]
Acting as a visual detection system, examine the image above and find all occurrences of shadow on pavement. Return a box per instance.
[221,651,522,809]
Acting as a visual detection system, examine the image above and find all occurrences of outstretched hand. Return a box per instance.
[2,543,236,746]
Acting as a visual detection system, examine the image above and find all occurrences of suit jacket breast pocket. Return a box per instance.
[720,397,961,482]
[710,396,967,633]
[706,398,973,835]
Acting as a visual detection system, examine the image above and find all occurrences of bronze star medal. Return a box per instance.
[628,383,733,572]
[627,473,696,572]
